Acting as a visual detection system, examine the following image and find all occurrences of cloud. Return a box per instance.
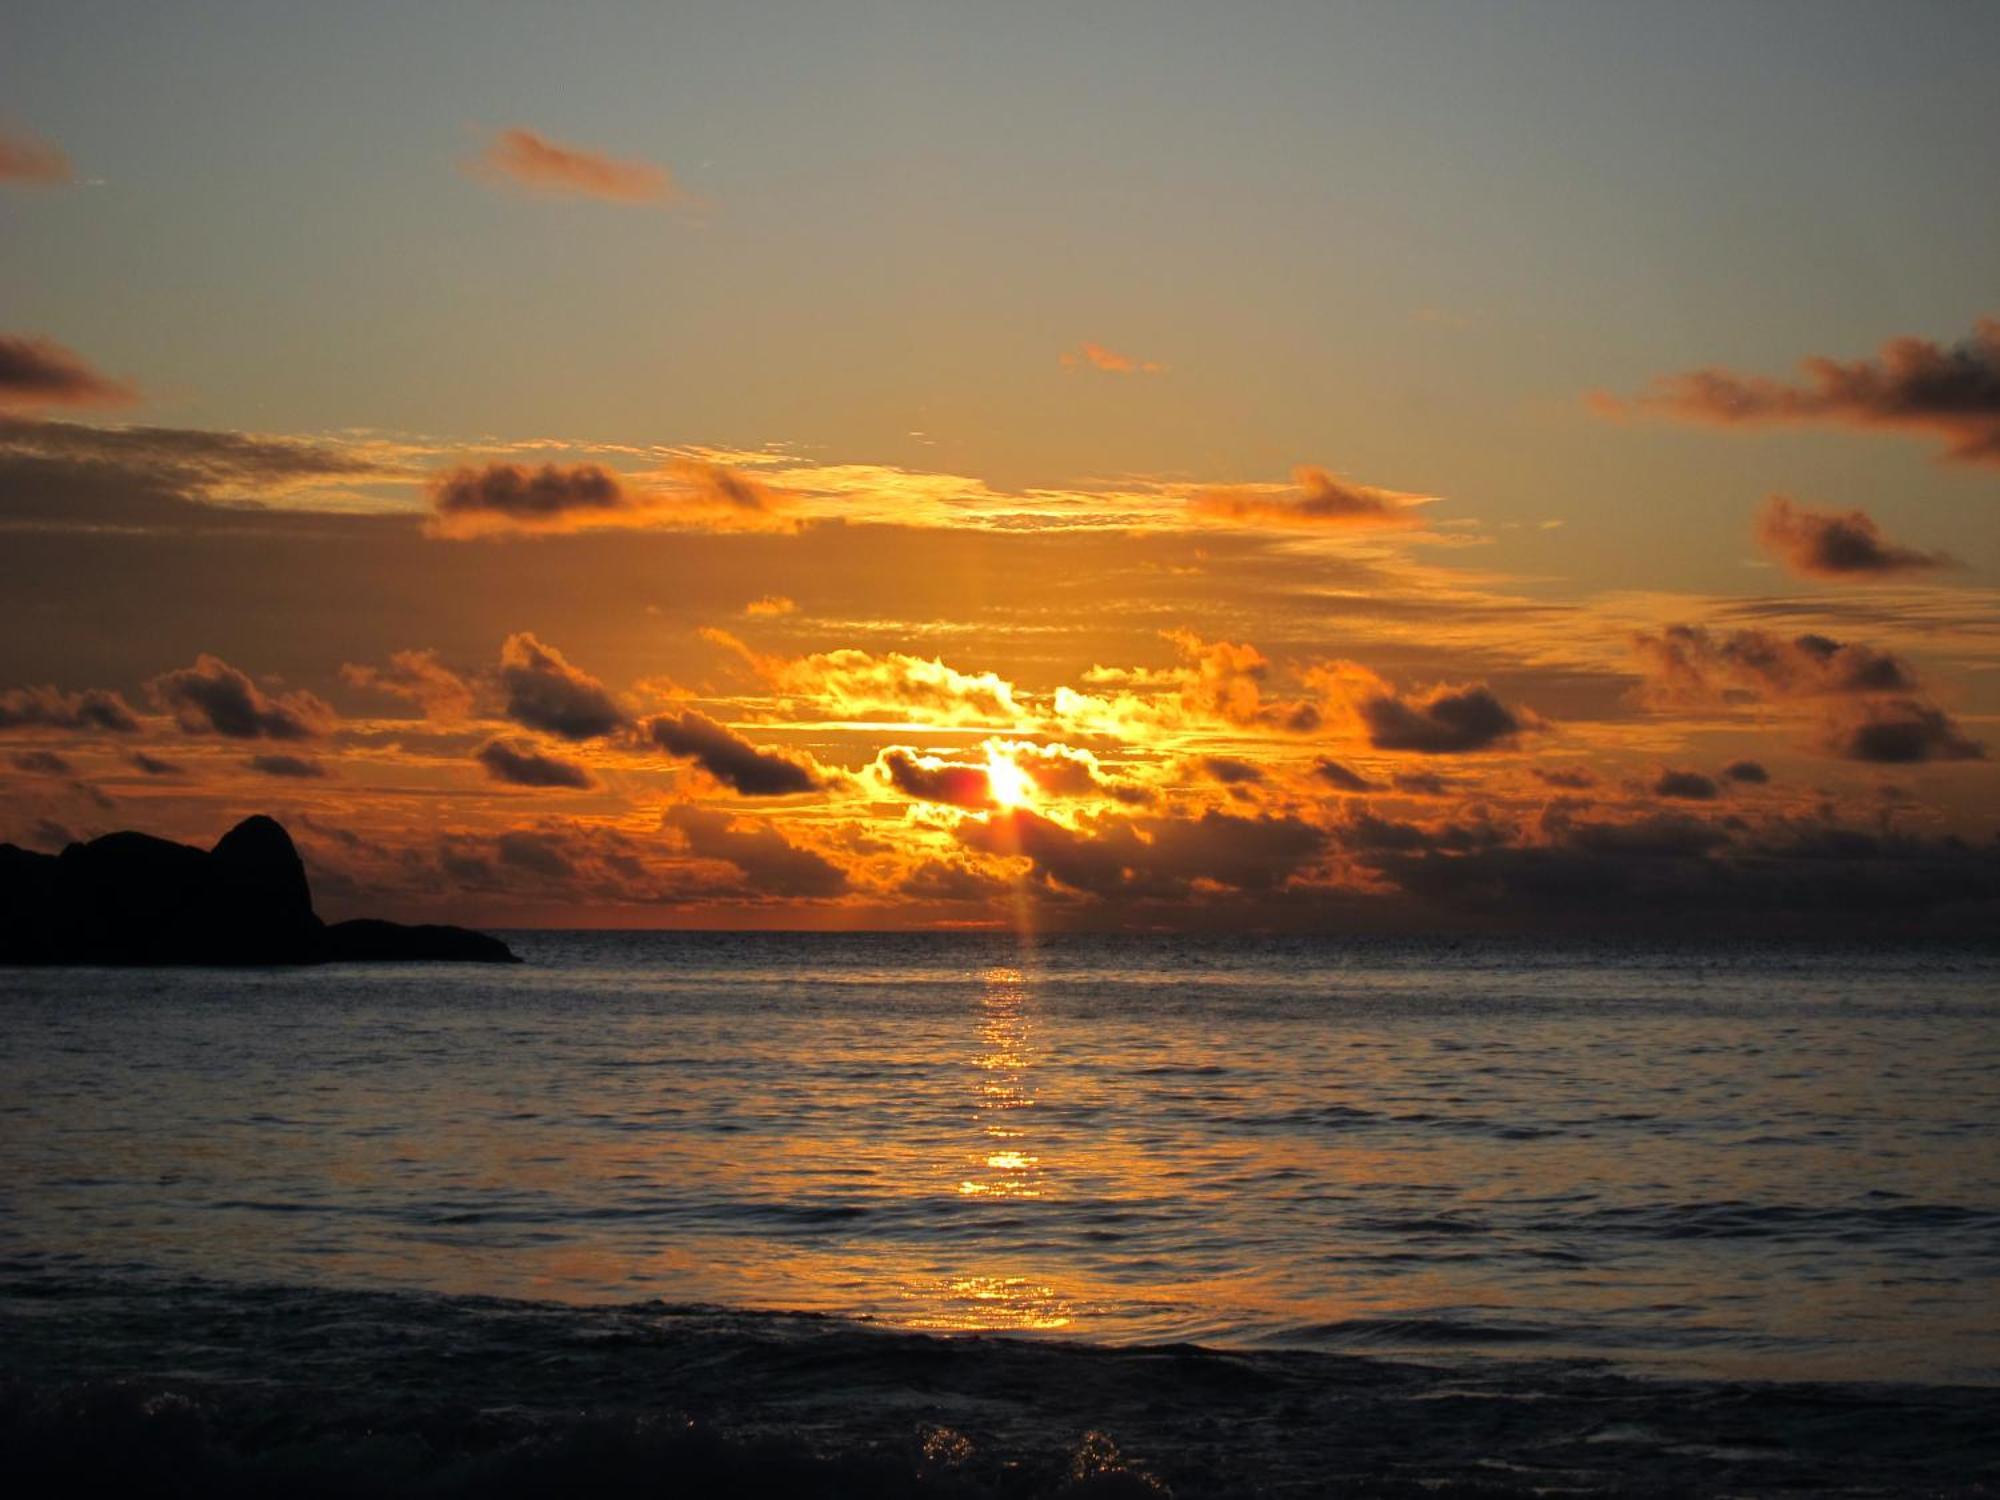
[342,649,477,721]
[1632,625,1917,706]
[128,751,187,776]
[1190,466,1427,529]
[1312,758,1379,793]
[1653,768,1719,800]
[1723,759,1769,784]
[467,127,676,204]
[745,594,796,617]
[1601,317,2000,467]
[150,655,333,740]
[11,749,72,775]
[1532,766,1597,789]
[878,748,992,808]
[664,804,848,898]
[425,459,784,538]
[0,335,137,409]
[645,710,823,795]
[1060,342,1165,375]
[1200,755,1264,785]
[0,415,397,529]
[497,632,625,740]
[0,127,72,186]
[1823,699,1984,764]
[245,753,328,778]
[1163,630,1321,732]
[711,632,1024,726]
[959,806,1326,900]
[0,684,142,733]
[1754,496,1951,579]
[476,737,595,789]
[1334,672,1525,754]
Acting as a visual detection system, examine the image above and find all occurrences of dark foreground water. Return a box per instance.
[3,933,1998,1494]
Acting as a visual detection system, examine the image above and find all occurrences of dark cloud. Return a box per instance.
[878,749,991,808]
[0,128,73,187]
[1633,625,1917,705]
[0,417,393,532]
[1653,769,1719,800]
[1824,700,1985,764]
[1754,496,1951,579]
[959,807,1325,900]
[496,632,625,740]
[432,463,624,524]
[1200,755,1264,785]
[898,860,1013,903]
[0,335,136,409]
[1313,758,1378,792]
[476,737,595,789]
[1360,683,1523,754]
[1353,814,2000,935]
[426,460,780,539]
[150,655,333,740]
[1605,318,2000,467]
[647,710,821,795]
[1532,766,1597,789]
[496,829,574,880]
[245,754,328,778]
[1391,771,1453,797]
[128,751,187,776]
[11,749,71,774]
[664,804,848,898]
[1724,760,1769,784]
[0,683,141,733]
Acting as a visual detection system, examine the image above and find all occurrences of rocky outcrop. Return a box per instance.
[0,816,518,966]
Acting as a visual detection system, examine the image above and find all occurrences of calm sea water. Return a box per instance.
[3,933,1997,1384]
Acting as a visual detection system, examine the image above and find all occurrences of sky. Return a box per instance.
[2,0,1997,932]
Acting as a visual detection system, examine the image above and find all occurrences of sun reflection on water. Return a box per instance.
[905,960,1078,1331]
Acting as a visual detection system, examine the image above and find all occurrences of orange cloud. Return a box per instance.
[0,127,72,186]
[0,335,137,409]
[1754,496,1952,580]
[1599,317,2000,466]
[745,595,797,617]
[1190,466,1428,529]
[425,459,787,538]
[467,127,676,204]
[707,631,1024,726]
[1059,341,1165,375]
[341,649,476,722]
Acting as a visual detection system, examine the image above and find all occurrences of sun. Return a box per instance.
[985,749,1034,809]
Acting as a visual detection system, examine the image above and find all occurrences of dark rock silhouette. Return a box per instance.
[0,815,517,965]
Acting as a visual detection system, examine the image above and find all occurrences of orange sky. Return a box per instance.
[2,6,1996,934]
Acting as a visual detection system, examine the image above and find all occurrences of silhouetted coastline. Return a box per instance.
[0,815,516,965]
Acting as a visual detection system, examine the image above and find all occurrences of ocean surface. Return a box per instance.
[4,933,2000,1494]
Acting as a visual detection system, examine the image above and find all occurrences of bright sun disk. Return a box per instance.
[985,750,1033,809]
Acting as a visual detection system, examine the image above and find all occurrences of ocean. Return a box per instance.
[4,933,1998,1494]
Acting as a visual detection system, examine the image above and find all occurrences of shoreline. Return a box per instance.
[5,1271,1996,1497]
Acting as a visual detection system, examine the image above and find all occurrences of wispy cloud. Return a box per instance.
[1060,341,1165,376]
[0,127,72,187]
[467,127,677,204]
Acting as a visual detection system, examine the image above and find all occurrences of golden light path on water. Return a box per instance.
[906,963,1076,1333]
